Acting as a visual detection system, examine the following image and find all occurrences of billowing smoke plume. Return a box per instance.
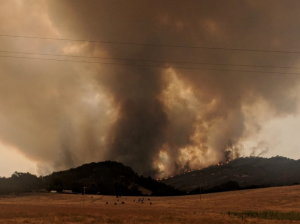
[1,0,300,177]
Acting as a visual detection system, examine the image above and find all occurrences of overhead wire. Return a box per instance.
[0,50,299,70]
[1,35,300,74]
[1,55,300,75]
[1,34,300,54]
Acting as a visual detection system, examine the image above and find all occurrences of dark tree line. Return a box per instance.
[0,161,185,196]
[0,172,43,194]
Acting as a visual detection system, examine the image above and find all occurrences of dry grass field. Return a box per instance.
[0,185,300,223]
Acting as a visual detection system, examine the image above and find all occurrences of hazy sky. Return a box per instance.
[1,0,300,177]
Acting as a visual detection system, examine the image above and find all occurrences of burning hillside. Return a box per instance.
[1,1,300,178]
[161,156,300,192]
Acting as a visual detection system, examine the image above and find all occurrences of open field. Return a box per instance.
[1,186,300,223]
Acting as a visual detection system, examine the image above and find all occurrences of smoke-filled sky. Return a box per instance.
[1,0,300,177]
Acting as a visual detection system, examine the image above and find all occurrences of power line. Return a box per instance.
[1,34,300,54]
[1,55,300,75]
[0,50,299,70]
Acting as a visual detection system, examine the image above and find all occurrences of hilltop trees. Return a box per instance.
[0,172,42,194]
[0,161,184,196]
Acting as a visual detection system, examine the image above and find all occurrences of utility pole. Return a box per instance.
[200,184,201,201]
[83,186,87,207]
[198,175,202,201]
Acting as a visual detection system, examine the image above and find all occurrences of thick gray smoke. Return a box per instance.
[1,0,300,177]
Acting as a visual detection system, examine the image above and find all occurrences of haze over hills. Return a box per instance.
[161,156,300,192]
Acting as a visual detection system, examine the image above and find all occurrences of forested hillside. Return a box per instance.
[162,156,300,192]
[0,161,184,196]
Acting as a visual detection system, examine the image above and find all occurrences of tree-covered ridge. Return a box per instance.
[0,172,42,194]
[2,157,299,196]
[162,156,300,192]
[0,161,184,196]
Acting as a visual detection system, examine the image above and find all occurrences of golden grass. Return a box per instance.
[0,185,300,223]
[227,211,300,221]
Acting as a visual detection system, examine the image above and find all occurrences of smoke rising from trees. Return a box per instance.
[1,0,300,177]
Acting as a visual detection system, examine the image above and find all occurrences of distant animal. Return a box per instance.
[133,200,135,202]
[114,203,117,205]
[150,202,152,205]
[106,202,108,204]
[122,202,125,204]
[148,198,150,201]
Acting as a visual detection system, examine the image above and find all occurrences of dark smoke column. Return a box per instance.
[102,63,168,176]
[44,0,300,176]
